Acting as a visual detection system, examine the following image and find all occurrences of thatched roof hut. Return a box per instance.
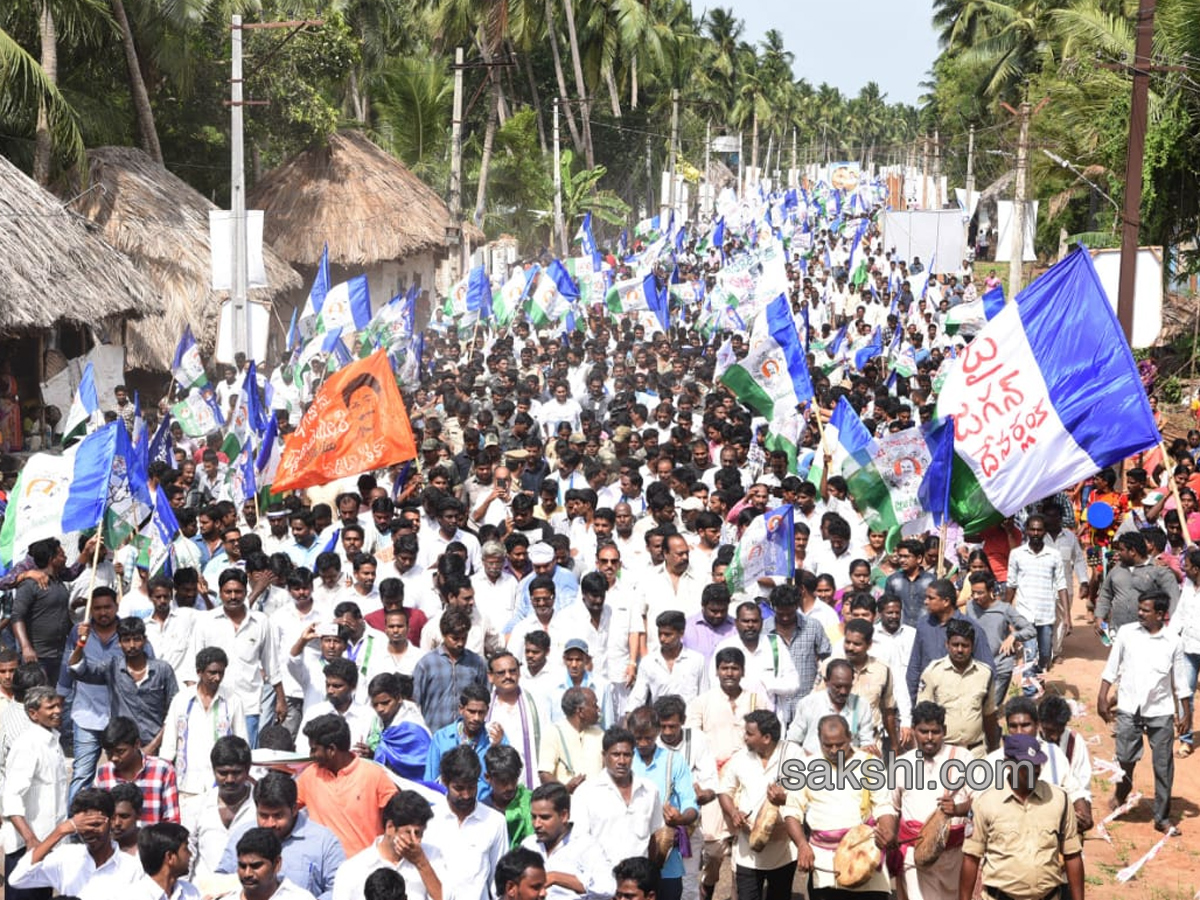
[0,153,156,335]
[248,130,483,268]
[71,146,303,371]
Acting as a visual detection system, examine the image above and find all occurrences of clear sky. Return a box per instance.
[710,0,940,106]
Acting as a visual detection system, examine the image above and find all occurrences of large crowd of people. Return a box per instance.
[0,205,1195,900]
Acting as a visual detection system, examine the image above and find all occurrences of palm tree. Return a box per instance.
[0,7,93,177]
[558,0,595,168]
[370,55,451,177]
[542,0,584,156]
[946,0,1059,103]
[109,0,160,161]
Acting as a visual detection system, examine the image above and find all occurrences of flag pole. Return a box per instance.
[1160,441,1186,530]
[936,521,948,578]
[81,530,104,623]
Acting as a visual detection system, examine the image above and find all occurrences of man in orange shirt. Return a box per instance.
[297,713,398,856]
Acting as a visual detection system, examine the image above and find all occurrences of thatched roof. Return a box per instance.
[249,130,484,268]
[0,153,156,335]
[71,146,303,371]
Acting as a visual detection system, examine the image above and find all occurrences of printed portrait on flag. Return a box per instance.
[829,162,861,192]
[875,429,932,527]
[273,351,417,492]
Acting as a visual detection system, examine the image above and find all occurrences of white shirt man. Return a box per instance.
[519,821,614,900]
[423,796,508,900]
[299,698,377,749]
[146,604,199,687]
[708,630,800,714]
[0,698,68,856]
[642,568,708,654]
[160,686,248,797]
[570,766,664,874]
[471,567,520,632]
[9,839,147,900]
[331,835,446,900]
[189,605,281,725]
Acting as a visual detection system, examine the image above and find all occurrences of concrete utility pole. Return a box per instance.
[738,131,744,196]
[231,14,247,357]
[449,46,464,279]
[704,119,711,211]
[645,134,652,218]
[1001,98,1046,295]
[933,128,941,208]
[1115,0,1157,341]
[791,127,797,188]
[964,124,976,253]
[227,16,318,360]
[921,134,929,209]
[553,97,565,254]
[668,88,680,218]
[1009,102,1032,295]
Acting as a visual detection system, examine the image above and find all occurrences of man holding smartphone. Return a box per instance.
[472,465,514,529]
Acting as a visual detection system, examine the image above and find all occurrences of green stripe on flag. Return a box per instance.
[844,464,903,550]
[719,365,776,419]
[948,453,1002,533]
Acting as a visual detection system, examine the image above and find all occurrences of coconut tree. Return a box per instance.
[0,7,95,178]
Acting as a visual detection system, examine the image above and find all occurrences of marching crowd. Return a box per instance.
[0,215,1196,900]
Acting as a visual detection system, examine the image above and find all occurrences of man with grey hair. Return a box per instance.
[472,539,519,629]
[2,685,68,882]
[536,686,604,789]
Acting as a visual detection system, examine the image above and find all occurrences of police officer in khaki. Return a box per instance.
[959,733,1085,900]
[917,618,999,757]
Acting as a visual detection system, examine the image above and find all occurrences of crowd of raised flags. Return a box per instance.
[0,168,1164,597]
[0,149,1185,900]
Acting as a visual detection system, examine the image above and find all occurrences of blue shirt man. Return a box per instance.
[629,709,699,884]
[425,685,506,802]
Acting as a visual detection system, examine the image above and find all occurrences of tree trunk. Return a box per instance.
[110,0,162,163]
[348,68,368,123]
[33,0,57,186]
[543,0,583,154]
[750,108,759,186]
[474,81,500,228]
[605,63,621,118]
[559,0,594,169]
[631,53,638,111]
[474,36,510,125]
[517,43,549,154]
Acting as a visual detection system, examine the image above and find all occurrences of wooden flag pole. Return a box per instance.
[1160,441,1186,532]
[81,531,104,624]
[936,520,948,578]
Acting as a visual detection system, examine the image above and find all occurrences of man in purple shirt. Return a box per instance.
[683,583,736,657]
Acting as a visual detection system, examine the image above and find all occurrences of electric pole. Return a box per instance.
[231,14,247,358]
[965,124,976,254]
[1009,102,1031,296]
[668,88,680,220]
[791,127,797,189]
[704,120,711,215]
[227,15,319,361]
[645,135,652,219]
[553,97,565,255]
[933,129,941,208]
[448,47,465,279]
[1002,98,1047,296]
[921,134,929,209]
[1115,0,1157,341]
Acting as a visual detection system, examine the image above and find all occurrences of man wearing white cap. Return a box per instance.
[504,543,579,634]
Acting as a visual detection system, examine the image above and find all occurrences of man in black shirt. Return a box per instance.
[11,537,72,684]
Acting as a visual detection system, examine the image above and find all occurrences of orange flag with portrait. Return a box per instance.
[273,350,417,493]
